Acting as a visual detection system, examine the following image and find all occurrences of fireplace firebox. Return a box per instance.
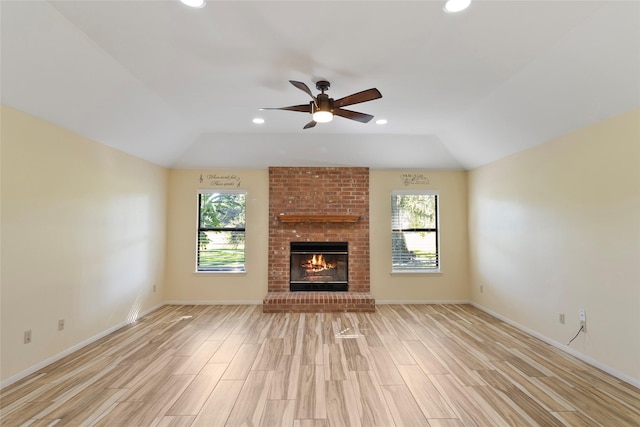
[290,242,348,291]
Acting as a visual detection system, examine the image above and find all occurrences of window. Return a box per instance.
[197,190,246,272]
[392,191,439,272]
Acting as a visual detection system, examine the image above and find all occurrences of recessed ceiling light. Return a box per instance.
[376,119,388,125]
[444,0,471,13]
[253,118,265,124]
[180,0,206,8]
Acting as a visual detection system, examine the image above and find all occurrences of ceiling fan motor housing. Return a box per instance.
[314,93,333,114]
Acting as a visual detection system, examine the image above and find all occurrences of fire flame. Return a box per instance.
[301,254,337,273]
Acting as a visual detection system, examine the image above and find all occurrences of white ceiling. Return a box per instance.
[2,0,639,170]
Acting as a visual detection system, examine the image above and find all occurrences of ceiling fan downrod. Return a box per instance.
[315,80,330,94]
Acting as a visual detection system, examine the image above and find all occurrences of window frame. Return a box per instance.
[391,190,440,274]
[196,189,247,274]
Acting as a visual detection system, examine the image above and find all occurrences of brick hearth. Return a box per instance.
[262,292,375,313]
[264,167,374,312]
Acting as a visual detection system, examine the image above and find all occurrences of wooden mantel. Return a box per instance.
[278,214,360,223]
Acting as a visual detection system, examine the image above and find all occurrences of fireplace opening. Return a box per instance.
[290,242,348,291]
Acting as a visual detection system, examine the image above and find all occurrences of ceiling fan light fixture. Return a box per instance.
[444,0,471,13]
[312,110,333,123]
[312,92,334,123]
[180,0,206,8]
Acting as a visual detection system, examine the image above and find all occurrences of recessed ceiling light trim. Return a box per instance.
[180,0,206,8]
[444,0,471,13]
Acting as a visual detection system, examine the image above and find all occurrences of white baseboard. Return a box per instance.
[167,299,470,306]
[0,303,164,390]
[376,299,471,305]
[164,300,263,305]
[471,302,640,389]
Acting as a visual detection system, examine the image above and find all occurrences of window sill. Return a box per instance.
[194,270,246,275]
[391,270,442,276]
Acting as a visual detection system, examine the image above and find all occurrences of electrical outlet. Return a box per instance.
[24,330,32,344]
[480,285,484,293]
[559,313,565,324]
[58,319,65,331]
[153,284,156,293]
[579,308,587,333]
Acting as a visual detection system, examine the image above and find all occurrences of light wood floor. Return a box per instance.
[1,304,639,426]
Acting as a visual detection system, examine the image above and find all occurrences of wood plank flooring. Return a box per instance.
[1,304,639,426]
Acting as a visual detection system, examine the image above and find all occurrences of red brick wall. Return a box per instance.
[268,167,370,293]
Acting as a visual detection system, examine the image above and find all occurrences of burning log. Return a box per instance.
[301,254,337,273]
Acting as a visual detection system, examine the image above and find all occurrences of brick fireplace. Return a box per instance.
[263,167,375,312]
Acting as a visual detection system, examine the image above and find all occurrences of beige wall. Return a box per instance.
[468,109,640,383]
[370,170,469,302]
[165,169,469,304]
[164,169,269,302]
[1,106,168,383]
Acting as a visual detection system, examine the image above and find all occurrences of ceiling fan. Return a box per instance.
[264,80,382,129]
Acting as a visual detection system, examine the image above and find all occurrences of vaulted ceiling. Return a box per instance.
[2,1,639,170]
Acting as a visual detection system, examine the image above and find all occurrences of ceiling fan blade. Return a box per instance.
[333,88,382,108]
[303,120,317,129]
[289,80,315,100]
[262,104,312,113]
[333,108,374,123]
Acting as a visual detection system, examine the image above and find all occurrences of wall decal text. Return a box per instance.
[401,173,430,186]
[199,173,241,188]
